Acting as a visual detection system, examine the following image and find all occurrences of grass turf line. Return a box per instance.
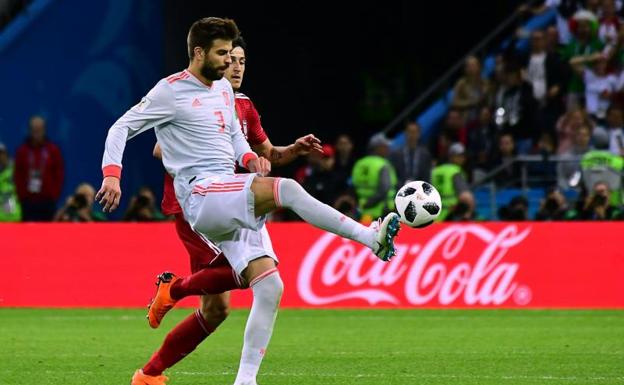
[0,309,622,385]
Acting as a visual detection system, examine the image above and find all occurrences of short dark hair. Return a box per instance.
[232,36,247,52]
[187,17,240,59]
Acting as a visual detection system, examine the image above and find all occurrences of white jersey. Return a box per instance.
[101,69,254,208]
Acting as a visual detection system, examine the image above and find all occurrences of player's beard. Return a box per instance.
[201,61,228,81]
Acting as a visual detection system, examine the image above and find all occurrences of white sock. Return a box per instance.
[275,178,377,249]
[234,269,283,385]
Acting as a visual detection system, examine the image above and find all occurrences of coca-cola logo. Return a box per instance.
[297,224,532,306]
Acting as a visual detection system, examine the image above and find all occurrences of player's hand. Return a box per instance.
[96,176,122,213]
[293,134,323,156]
[248,156,271,176]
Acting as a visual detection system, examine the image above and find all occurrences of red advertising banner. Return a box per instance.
[0,222,622,308]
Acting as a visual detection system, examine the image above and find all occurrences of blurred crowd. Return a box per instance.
[2,0,624,223]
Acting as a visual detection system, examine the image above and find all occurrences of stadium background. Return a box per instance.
[1,1,623,384]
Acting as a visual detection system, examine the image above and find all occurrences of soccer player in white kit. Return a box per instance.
[97,17,401,385]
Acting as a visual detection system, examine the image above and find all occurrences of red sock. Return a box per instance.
[142,310,213,376]
[170,266,241,300]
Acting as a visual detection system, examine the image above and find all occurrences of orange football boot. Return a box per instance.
[147,272,180,329]
[131,369,169,385]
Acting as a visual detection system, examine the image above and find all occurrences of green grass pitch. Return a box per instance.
[1,309,623,384]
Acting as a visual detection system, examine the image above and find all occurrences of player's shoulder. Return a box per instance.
[164,70,191,85]
[234,92,251,101]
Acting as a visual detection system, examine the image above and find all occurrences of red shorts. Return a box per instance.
[174,213,229,273]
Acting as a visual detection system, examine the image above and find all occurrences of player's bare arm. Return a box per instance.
[253,134,323,166]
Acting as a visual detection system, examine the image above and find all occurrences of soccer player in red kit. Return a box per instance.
[131,36,322,385]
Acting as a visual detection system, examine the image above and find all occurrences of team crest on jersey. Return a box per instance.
[133,97,151,112]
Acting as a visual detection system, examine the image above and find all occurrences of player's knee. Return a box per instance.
[252,270,283,305]
[276,178,303,207]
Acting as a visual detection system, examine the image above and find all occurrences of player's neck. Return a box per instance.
[187,65,213,87]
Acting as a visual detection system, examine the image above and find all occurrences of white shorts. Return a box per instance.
[185,173,278,275]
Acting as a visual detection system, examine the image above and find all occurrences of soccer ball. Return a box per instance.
[394,181,442,228]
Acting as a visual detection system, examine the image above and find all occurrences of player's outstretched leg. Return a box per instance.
[133,293,231,385]
[252,177,401,261]
[147,266,242,328]
[233,257,283,385]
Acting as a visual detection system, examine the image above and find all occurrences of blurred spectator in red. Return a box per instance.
[558,123,592,189]
[466,106,497,178]
[0,143,21,222]
[298,144,340,206]
[14,116,64,221]
[123,186,166,222]
[352,134,397,224]
[434,108,467,163]
[522,30,565,136]
[555,108,594,154]
[489,133,522,187]
[451,55,492,120]
[390,121,432,185]
[493,63,538,153]
[570,52,618,120]
[54,183,105,222]
[333,134,355,196]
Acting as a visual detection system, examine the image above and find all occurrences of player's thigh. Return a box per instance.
[200,292,231,322]
[250,176,278,217]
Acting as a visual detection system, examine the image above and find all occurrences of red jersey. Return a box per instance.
[161,93,268,215]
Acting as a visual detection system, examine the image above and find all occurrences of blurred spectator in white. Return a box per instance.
[431,142,470,221]
[352,133,397,224]
[390,121,432,185]
[451,55,492,120]
[0,143,21,222]
[299,144,340,205]
[466,106,497,179]
[445,190,480,221]
[599,0,621,45]
[569,181,624,218]
[599,104,624,155]
[493,63,538,153]
[14,115,64,221]
[561,10,605,106]
[555,108,594,154]
[570,52,617,120]
[522,30,565,136]
[535,187,571,220]
[332,134,355,196]
[558,123,592,189]
[489,133,523,187]
[54,183,105,222]
[123,186,166,222]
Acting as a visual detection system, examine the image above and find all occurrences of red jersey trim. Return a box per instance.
[102,165,122,179]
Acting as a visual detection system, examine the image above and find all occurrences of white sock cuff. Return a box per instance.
[249,267,279,287]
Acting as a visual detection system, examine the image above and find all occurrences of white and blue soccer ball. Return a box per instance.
[394,181,442,228]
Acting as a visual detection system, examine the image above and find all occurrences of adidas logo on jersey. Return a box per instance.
[192,98,202,107]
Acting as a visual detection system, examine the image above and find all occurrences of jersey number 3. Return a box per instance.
[214,111,225,133]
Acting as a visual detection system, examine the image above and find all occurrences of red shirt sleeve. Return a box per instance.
[49,143,64,200]
[237,98,268,146]
[13,145,28,200]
